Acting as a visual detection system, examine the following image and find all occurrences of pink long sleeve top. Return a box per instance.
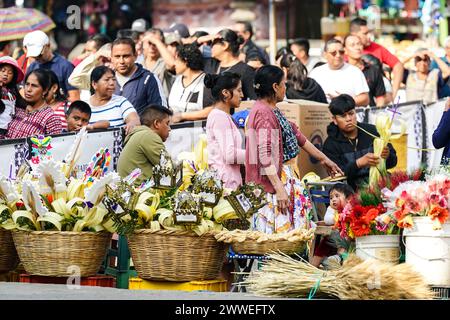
[206,108,246,189]
[245,100,307,194]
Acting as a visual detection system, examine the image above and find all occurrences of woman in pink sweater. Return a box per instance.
[205,72,245,189]
[246,65,343,233]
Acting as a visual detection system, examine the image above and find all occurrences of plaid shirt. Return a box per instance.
[5,106,62,139]
[273,107,300,162]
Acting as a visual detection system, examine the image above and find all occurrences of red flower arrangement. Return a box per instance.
[335,199,397,240]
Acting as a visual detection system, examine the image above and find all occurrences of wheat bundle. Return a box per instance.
[241,252,435,300]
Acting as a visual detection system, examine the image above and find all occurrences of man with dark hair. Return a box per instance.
[309,39,370,106]
[65,100,92,132]
[322,94,397,189]
[111,37,167,115]
[234,21,269,65]
[344,34,386,106]
[72,34,111,67]
[290,38,321,73]
[350,17,404,100]
[117,104,173,184]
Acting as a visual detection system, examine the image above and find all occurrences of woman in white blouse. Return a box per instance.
[168,44,214,122]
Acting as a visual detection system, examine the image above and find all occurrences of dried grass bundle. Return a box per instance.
[241,252,435,300]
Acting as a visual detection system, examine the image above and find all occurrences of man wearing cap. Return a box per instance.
[24,30,80,102]
[132,18,150,59]
[165,23,190,40]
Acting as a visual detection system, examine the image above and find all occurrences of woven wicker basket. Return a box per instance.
[0,229,19,272]
[231,239,307,255]
[128,229,227,281]
[12,230,112,277]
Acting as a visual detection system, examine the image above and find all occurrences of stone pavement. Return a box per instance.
[0,282,277,300]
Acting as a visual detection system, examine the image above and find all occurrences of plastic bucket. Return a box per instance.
[403,217,450,286]
[355,234,401,264]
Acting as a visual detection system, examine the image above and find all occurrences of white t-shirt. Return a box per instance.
[324,206,337,226]
[309,63,369,103]
[168,73,207,114]
[0,89,15,130]
[89,94,137,127]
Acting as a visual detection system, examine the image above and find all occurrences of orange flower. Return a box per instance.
[393,207,406,220]
[365,208,379,222]
[428,205,449,225]
[397,215,414,229]
[351,220,371,237]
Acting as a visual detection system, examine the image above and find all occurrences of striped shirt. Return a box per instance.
[5,106,62,139]
[88,95,137,128]
[51,101,68,130]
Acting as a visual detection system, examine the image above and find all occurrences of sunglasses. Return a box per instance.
[328,49,345,57]
[415,56,430,63]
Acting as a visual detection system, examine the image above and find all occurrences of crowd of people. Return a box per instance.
[1,15,450,270]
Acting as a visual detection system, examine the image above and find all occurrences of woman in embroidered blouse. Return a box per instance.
[205,72,245,189]
[245,65,343,234]
[5,69,62,139]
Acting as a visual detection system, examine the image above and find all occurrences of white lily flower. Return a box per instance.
[36,160,67,194]
[0,176,19,204]
[22,180,48,217]
[84,172,120,206]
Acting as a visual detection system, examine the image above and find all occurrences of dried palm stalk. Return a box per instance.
[241,252,435,300]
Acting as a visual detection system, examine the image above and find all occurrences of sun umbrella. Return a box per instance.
[0,7,56,42]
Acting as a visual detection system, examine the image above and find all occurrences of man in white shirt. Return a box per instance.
[309,39,369,106]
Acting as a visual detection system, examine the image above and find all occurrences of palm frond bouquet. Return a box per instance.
[0,128,118,276]
[104,135,239,281]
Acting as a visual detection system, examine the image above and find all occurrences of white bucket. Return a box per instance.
[355,234,401,264]
[403,217,450,286]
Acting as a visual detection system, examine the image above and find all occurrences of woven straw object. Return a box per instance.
[0,229,19,272]
[12,230,111,277]
[128,229,227,281]
[232,239,307,256]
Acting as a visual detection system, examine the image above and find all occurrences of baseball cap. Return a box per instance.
[164,32,182,45]
[0,56,25,83]
[165,23,190,39]
[23,30,49,57]
[131,19,149,33]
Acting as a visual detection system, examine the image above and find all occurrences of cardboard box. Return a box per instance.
[237,99,332,179]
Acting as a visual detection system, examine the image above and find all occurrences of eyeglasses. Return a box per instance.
[327,49,345,57]
[414,56,430,63]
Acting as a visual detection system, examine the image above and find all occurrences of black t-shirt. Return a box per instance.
[204,59,257,101]
[219,62,257,101]
[362,62,386,106]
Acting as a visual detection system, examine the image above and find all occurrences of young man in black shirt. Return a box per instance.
[322,94,397,190]
[344,34,386,106]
